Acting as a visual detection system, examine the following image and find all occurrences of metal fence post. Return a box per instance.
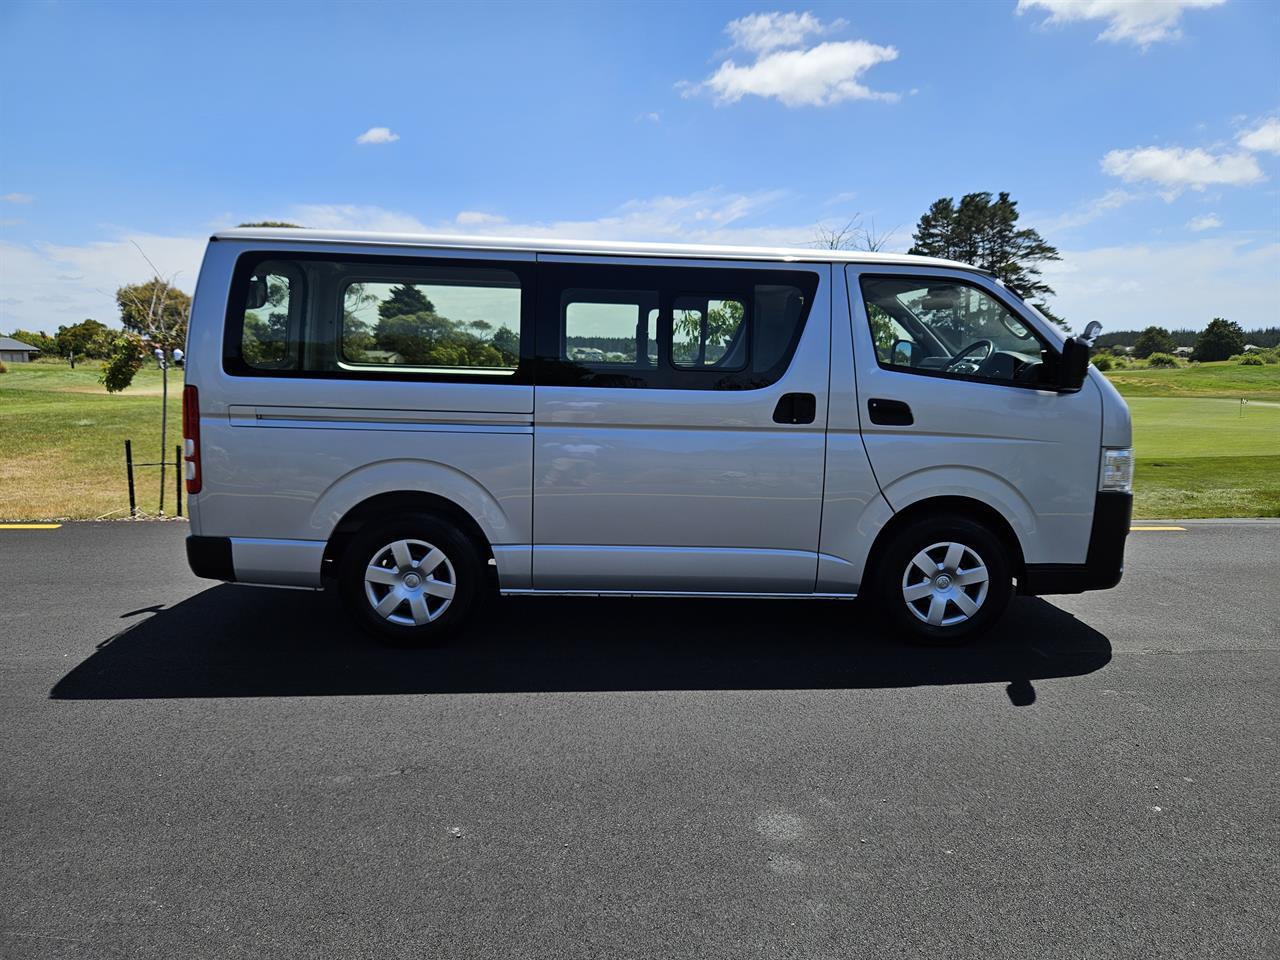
[124,439,137,518]
[175,445,183,517]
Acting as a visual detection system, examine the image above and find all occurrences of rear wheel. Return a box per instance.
[339,513,481,645]
[876,514,1012,644]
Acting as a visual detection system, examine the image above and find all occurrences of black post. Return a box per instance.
[125,439,137,518]
[175,445,183,517]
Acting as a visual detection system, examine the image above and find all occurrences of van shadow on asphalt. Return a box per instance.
[50,585,1111,703]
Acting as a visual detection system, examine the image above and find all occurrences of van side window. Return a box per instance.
[538,265,817,390]
[338,273,521,372]
[562,290,658,366]
[240,262,301,369]
[672,296,746,370]
[860,276,1053,387]
[225,254,533,382]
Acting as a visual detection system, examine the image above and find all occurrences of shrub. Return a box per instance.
[1112,357,1130,369]
[0,360,7,374]
[1092,354,1113,371]
[1148,353,1179,368]
[1239,353,1264,366]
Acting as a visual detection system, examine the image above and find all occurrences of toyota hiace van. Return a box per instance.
[182,229,1132,643]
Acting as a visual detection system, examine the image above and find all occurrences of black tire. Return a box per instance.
[875,513,1012,644]
[339,512,482,646]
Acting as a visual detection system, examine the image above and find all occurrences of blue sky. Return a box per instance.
[2,0,1277,333]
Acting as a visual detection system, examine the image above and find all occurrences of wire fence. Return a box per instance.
[124,439,182,518]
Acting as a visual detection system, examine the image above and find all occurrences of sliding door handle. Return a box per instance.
[867,398,913,426]
[773,393,817,424]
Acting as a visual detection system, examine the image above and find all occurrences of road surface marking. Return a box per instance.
[1130,526,1186,532]
[0,523,62,529]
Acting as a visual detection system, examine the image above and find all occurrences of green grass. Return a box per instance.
[1104,360,1280,518]
[0,360,186,520]
[1106,359,1280,401]
[1124,397,1280,519]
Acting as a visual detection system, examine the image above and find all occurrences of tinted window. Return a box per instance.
[672,296,746,370]
[563,290,658,366]
[225,254,531,381]
[538,264,817,390]
[240,262,301,369]
[860,276,1052,386]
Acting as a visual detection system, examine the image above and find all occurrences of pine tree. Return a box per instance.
[909,191,1063,325]
[377,284,435,321]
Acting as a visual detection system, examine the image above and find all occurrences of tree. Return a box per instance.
[237,221,303,228]
[55,319,111,358]
[812,214,898,252]
[908,191,1065,327]
[1191,318,1246,362]
[116,278,191,348]
[1132,326,1177,359]
[377,283,435,321]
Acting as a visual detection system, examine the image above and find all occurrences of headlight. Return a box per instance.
[1100,447,1134,493]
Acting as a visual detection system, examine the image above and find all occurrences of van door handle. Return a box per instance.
[773,393,816,424]
[867,398,914,426]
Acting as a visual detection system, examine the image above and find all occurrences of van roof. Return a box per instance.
[210,227,985,272]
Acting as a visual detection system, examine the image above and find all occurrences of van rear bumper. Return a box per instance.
[186,536,325,587]
[1019,492,1132,596]
[187,536,235,582]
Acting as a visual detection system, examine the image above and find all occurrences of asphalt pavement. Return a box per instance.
[1,520,1276,959]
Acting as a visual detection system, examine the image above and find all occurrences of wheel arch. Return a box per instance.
[322,490,494,585]
[863,495,1026,589]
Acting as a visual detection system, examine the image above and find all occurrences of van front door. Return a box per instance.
[846,266,1101,567]
[531,259,831,594]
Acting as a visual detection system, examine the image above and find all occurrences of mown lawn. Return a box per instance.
[0,360,185,520]
[1106,361,1280,402]
[1124,397,1280,518]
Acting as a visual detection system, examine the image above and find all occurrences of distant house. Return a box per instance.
[0,336,40,363]
[1174,346,1193,356]
[1243,344,1261,352]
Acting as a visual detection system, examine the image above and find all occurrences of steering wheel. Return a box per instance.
[943,339,994,373]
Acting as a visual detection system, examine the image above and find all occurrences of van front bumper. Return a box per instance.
[1019,492,1132,595]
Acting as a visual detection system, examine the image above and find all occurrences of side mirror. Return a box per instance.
[1057,321,1102,392]
[891,338,918,367]
[246,276,269,310]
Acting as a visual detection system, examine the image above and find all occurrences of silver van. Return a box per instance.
[182,229,1132,644]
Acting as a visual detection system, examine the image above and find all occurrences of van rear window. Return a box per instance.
[224,253,532,382]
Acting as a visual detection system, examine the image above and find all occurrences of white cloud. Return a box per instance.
[454,211,508,226]
[1040,188,1135,231]
[1238,117,1280,155]
[2,192,34,204]
[1039,237,1279,329]
[0,232,205,332]
[683,13,898,107]
[0,189,842,332]
[355,126,400,145]
[1101,145,1264,196]
[1016,0,1227,48]
[725,11,842,53]
[1186,213,1222,231]
[638,112,661,124]
[292,189,808,245]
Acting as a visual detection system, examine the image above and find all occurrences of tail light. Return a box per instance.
[182,385,201,494]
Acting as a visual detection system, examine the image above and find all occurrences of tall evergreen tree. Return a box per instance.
[377,284,435,321]
[909,191,1064,325]
[1191,318,1246,362]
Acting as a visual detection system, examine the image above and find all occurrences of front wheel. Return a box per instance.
[339,513,481,645]
[876,514,1012,644]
